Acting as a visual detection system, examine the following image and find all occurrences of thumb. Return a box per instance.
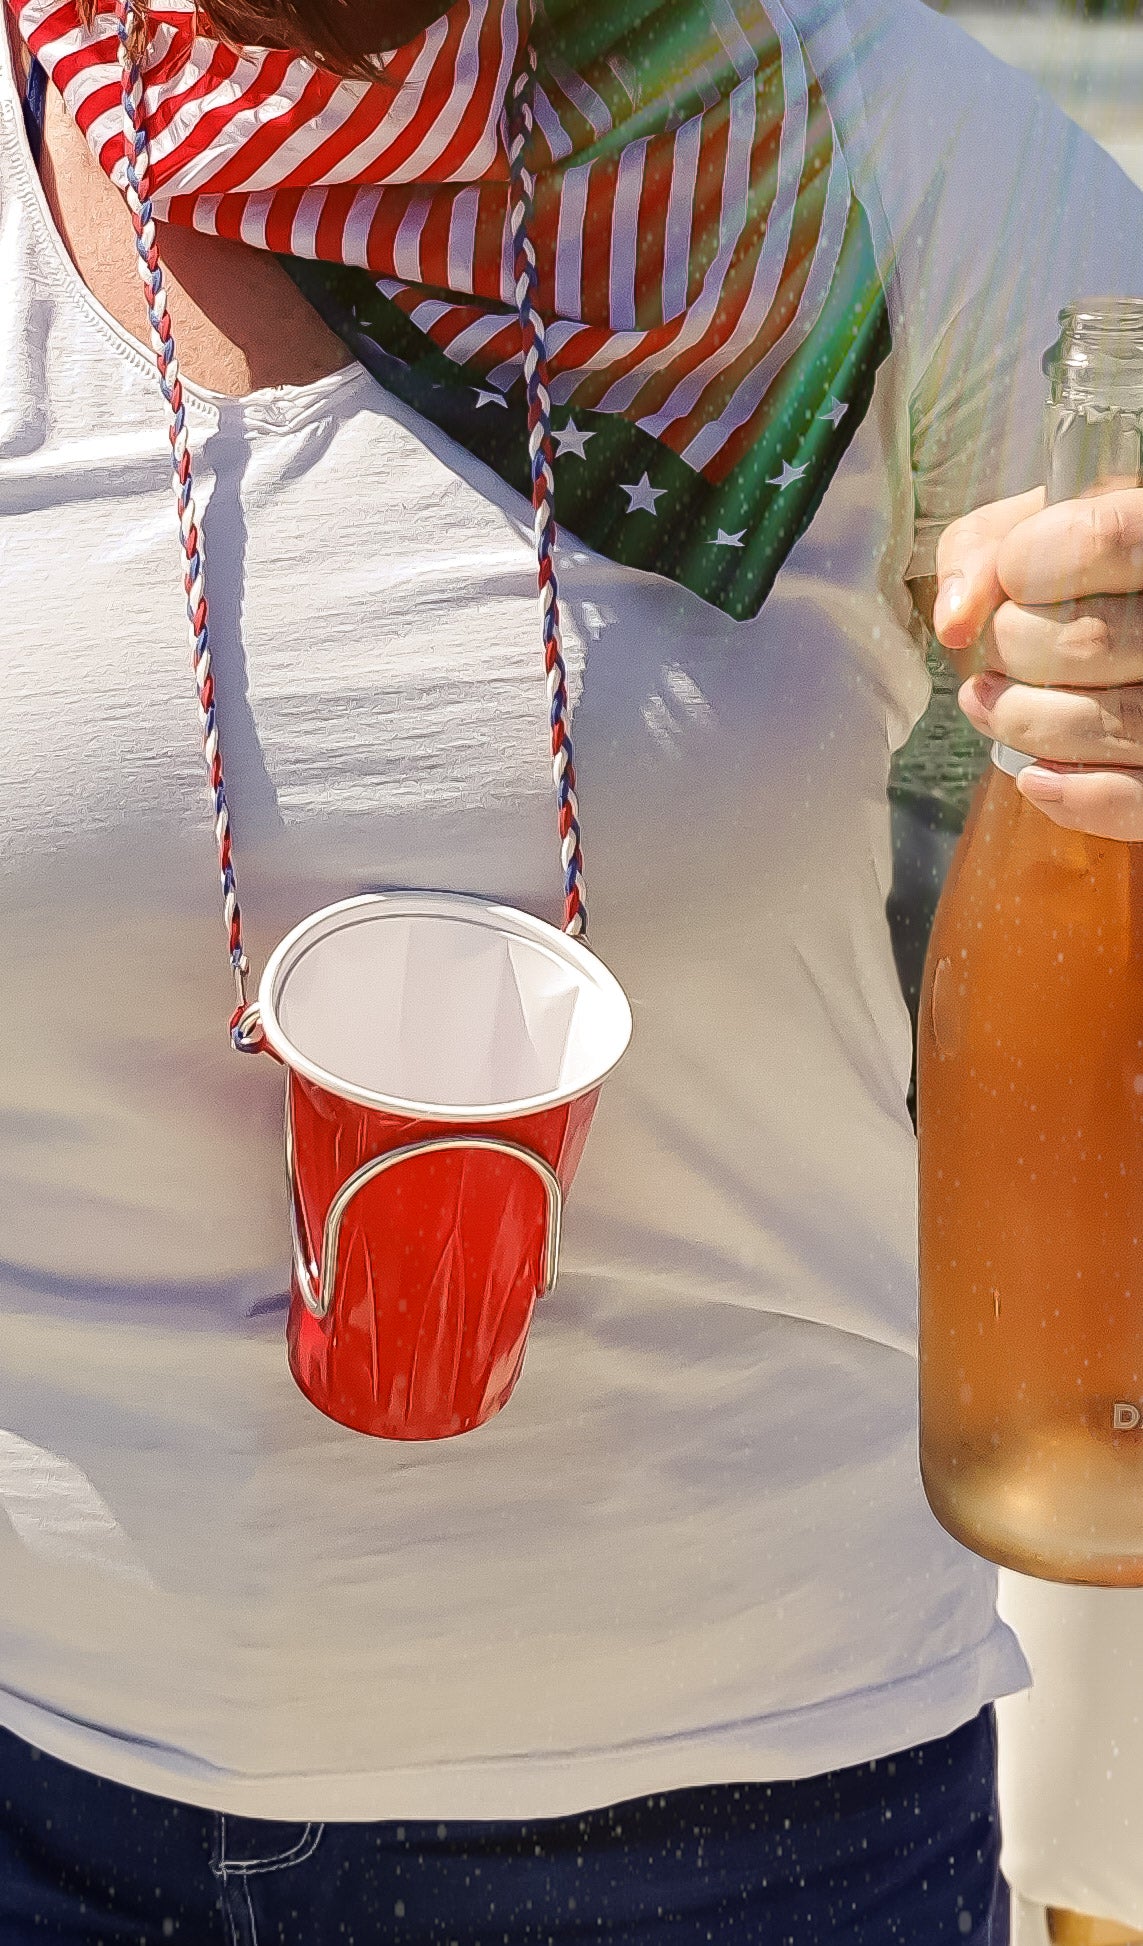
[932,485,1044,651]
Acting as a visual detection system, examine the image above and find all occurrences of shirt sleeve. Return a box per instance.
[864,6,1143,581]
[899,26,1143,579]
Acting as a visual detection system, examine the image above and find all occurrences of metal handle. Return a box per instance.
[285,1105,564,1322]
[231,1001,269,1054]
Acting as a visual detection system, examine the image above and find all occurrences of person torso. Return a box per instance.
[0,2,1028,1816]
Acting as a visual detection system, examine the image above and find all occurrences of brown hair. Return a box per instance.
[78,0,453,79]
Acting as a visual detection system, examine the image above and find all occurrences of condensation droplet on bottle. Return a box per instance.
[931,956,963,1058]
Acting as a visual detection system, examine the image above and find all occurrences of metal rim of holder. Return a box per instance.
[284,1104,564,1322]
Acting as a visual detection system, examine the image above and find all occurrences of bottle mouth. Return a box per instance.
[1059,297,1143,333]
[1043,300,1143,382]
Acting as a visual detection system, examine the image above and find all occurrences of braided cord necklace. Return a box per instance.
[113,0,588,1053]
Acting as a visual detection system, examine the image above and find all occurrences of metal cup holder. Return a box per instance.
[284,1101,564,1322]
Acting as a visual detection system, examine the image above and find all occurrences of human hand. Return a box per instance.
[931,485,1143,841]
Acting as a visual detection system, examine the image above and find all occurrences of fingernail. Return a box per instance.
[1018,767,1063,803]
[974,671,1006,707]
[939,571,966,617]
[934,572,968,634]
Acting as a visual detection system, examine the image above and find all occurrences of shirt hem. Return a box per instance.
[0,1621,1031,1822]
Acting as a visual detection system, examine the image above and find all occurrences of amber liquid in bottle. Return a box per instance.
[917,301,1143,1584]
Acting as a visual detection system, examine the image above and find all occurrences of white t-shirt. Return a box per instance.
[1,0,1141,1821]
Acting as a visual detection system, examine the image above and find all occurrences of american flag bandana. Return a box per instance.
[14,0,892,618]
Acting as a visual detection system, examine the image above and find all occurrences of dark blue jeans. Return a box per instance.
[0,1708,1008,1944]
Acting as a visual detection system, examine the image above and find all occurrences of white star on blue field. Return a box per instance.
[766,459,810,491]
[552,420,595,459]
[620,474,667,514]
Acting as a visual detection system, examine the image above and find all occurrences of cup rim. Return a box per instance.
[257,891,633,1122]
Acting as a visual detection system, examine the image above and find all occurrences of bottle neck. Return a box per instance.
[1043,303,1143,507]
[994,302,1143,778]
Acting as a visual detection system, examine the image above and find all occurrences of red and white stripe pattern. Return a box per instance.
[15,0,854,483]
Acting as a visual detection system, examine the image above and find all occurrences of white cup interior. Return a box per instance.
[266,899,631,1117]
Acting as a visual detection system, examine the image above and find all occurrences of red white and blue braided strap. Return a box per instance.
[506,41,585,938]
[116,0,250,1042]
[114,0,586,1052]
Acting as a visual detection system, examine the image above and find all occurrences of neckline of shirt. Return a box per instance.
[0,26,369,434]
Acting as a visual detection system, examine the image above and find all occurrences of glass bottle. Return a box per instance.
[917,299,1143,1585]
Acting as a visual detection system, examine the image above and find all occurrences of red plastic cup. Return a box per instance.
[255,893,632,1440]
